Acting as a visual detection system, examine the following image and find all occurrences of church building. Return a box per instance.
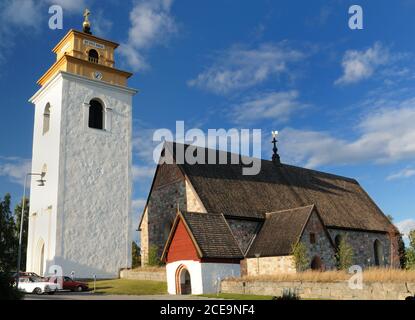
[139,142,401,294]
[26,11,137,278]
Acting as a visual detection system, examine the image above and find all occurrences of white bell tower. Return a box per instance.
[26,13,137,278]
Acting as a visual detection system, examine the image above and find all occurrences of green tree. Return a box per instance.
[0,272,23,300]
[147,245,162,266]
[291,241,309,272]
[14,197,29,271]
[132,241,141,268]
[336,238,354,270]
[406,230,415,270]
[397,233,406,269]
[0,194,18,272]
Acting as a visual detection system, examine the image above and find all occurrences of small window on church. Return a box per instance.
[310,233,316,244]
[43,103,51,135]
[88,49,99,64]
[88,99,104,130]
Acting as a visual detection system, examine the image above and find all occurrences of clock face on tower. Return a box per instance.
[93,71,103,80]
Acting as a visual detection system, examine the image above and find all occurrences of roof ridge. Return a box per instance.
[266,204,315,216]
[165,141,357,182]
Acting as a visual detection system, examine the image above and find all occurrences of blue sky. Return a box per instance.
[0,0,414,243]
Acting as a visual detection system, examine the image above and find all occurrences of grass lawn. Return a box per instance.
[87,279,167,295]
[201,293,274,300]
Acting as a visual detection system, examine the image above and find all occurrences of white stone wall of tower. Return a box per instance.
[27,72,134,278]
[26,76,63,275]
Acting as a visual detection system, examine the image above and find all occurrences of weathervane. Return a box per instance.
[83,8,92,34]
[271,131,281,166]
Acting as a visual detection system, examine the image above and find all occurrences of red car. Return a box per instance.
[47,276,89,292]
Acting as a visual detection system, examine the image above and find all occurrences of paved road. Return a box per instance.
[24,292,219,300]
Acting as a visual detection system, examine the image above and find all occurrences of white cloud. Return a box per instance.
[279,101,415,168]
[188,42,306,95]
[396,219,415,243]
[132,165,156,181]
[231,90,308,125]
[1,0,42,28]
[132,125,160,164]
[132,198,146,212]
[119,0,177,71]
[0,0,90,65]
[335,42,390,85]
[387,168,415,181]
[90,9,112,37]
[43,0,87,13]
[0,157,31,186]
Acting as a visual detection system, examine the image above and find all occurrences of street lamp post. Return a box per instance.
[16,172,45,287]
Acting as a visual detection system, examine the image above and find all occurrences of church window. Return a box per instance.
[88,49,99,63]
[43,103,51,135]
[334,235,342,250]
[310,233,316,244]
[374,239,384,266]
[88,99,104,130]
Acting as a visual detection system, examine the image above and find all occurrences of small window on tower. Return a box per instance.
[88,99,104,130]
[310,233,316,244]
[43,103,51,135]
[88,49,99,63]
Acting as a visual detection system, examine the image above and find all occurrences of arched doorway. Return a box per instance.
[311,256,323,271]
[374,240,384,266]
[35,239,45,276]
[175,265,191,295]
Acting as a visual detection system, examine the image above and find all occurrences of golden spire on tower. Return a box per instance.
[83,8,92,34]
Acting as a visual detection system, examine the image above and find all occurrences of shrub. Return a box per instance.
[336,237,354,270]
[0,272,23,300]
[132,241,141,268]
[291,242,309,272]
[272,288,300,300]
[406,230,415,270]
[147,245,162,266]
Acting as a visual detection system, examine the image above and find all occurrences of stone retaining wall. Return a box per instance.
[221,280,415,300]
[120,269,167,282]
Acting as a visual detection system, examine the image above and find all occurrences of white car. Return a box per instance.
[17,277,59,295]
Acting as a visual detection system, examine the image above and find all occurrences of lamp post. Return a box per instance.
[16,172,45,287]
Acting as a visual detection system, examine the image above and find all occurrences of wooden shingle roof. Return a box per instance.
[165,142,396,233]
[247,205,315,257]
[181,211,243,259]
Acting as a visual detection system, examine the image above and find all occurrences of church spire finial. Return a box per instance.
[83,8,92,34]
[271,131,281,166]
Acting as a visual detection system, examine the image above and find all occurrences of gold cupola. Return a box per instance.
[37,9,132,87]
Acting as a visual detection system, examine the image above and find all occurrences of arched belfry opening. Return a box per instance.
[88,49,99,63]
[88,99,104,130]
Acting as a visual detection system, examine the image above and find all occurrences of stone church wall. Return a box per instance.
[300,211,336,270]
[327,229,391,268]
[141,163,187,266]
[226,219,261,254]
[221,279,415,300]
[245,256,296,276]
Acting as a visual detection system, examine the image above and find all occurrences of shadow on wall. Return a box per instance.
[42,257,120,279]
